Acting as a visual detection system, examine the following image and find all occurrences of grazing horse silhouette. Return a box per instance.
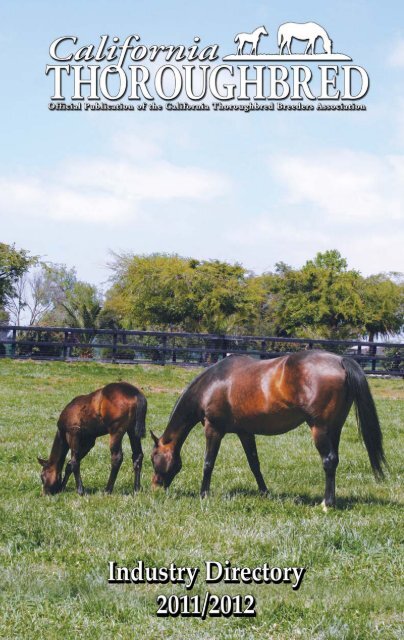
[234,26,268,55]
[151,352,385,509]
[38,382,147,495]
[278,22,333,55]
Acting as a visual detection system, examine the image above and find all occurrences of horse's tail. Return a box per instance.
[234,34,239,43]
[342,357,386,478]
[135,392,147,438]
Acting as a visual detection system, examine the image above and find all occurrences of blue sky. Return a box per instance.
[1,0,403,288]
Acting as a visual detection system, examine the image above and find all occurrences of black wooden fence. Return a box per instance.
[0,325,402,376]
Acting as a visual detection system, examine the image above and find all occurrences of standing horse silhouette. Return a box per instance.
[38,382,147,495]
[278,22,333,55]
[151,351,385,509]
[234,26,268,55]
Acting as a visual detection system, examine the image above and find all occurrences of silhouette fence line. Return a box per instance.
[0,325,402,376]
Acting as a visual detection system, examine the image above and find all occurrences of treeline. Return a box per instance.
[1,243,403,342]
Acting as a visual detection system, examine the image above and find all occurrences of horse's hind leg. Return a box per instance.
[311,424,342,509]
[238,432,268,495]
[105,433,124,494]
[128,428,143,492]
[200,421,223,498]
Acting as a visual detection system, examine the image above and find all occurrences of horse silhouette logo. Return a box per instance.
[234,26,268,56]
[278,22,332,55]
[227,21,350,61]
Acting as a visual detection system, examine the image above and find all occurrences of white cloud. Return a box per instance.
[0,135,230,224]
[226,215,333,272]
[226,211,404,276]
[388,39,404,67]
[225,148,404,275]
[271,150,404,222]
[229,215,328,247]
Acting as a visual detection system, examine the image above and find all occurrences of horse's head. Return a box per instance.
[37,457,62,495]
[324,38,332,54]
[261,26,268,37]
[150,431,182,489]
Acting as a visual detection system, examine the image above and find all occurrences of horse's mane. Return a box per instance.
[167,367,208,422]
[167,354,249,423]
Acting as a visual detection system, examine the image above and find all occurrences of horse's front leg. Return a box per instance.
[200,422,223,498]
[61,459,72,491]
[66,436,95,495]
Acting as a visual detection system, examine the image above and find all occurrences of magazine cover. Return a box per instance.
[1,1,403,639]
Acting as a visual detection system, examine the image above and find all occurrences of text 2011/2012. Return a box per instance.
[156,593,256,618]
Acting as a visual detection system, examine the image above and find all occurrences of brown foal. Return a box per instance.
[38,382,147,495]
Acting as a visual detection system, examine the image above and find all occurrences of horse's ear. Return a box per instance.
[37,457,48,467]
[150,431,159,445]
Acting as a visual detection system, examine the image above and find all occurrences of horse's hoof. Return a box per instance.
[321,499,336,512]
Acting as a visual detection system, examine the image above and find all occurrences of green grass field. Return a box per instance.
[0,359,402,640]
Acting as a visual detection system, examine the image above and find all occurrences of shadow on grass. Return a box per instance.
[224,487,398,510]
[65,488,151,497]
[57,484,399,509]
[168,485,399,509]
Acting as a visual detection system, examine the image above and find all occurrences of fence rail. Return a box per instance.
[0,325,402,376]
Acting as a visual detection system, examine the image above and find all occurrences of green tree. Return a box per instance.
[6,262,77,325]
[361,273,403,342]
[30,264,103,332]
[60,281,103,330]
[105,253,264,333]
[0,243,33,309]
[105,253,197,329]
[189,260,263,333]
[259,250,365,339]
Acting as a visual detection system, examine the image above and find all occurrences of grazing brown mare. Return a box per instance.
[151,351,385,508]
[38,382,147,495]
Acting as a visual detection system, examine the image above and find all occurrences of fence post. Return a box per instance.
[63,331,68,360]
[372,344,377,372]
[199,338,205,364]
[354,343,361,369]
[260,340,266,360]
[112,331,118,363]
[11,328,16,358]
[161,335,167,365]
[221,336,227,359]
